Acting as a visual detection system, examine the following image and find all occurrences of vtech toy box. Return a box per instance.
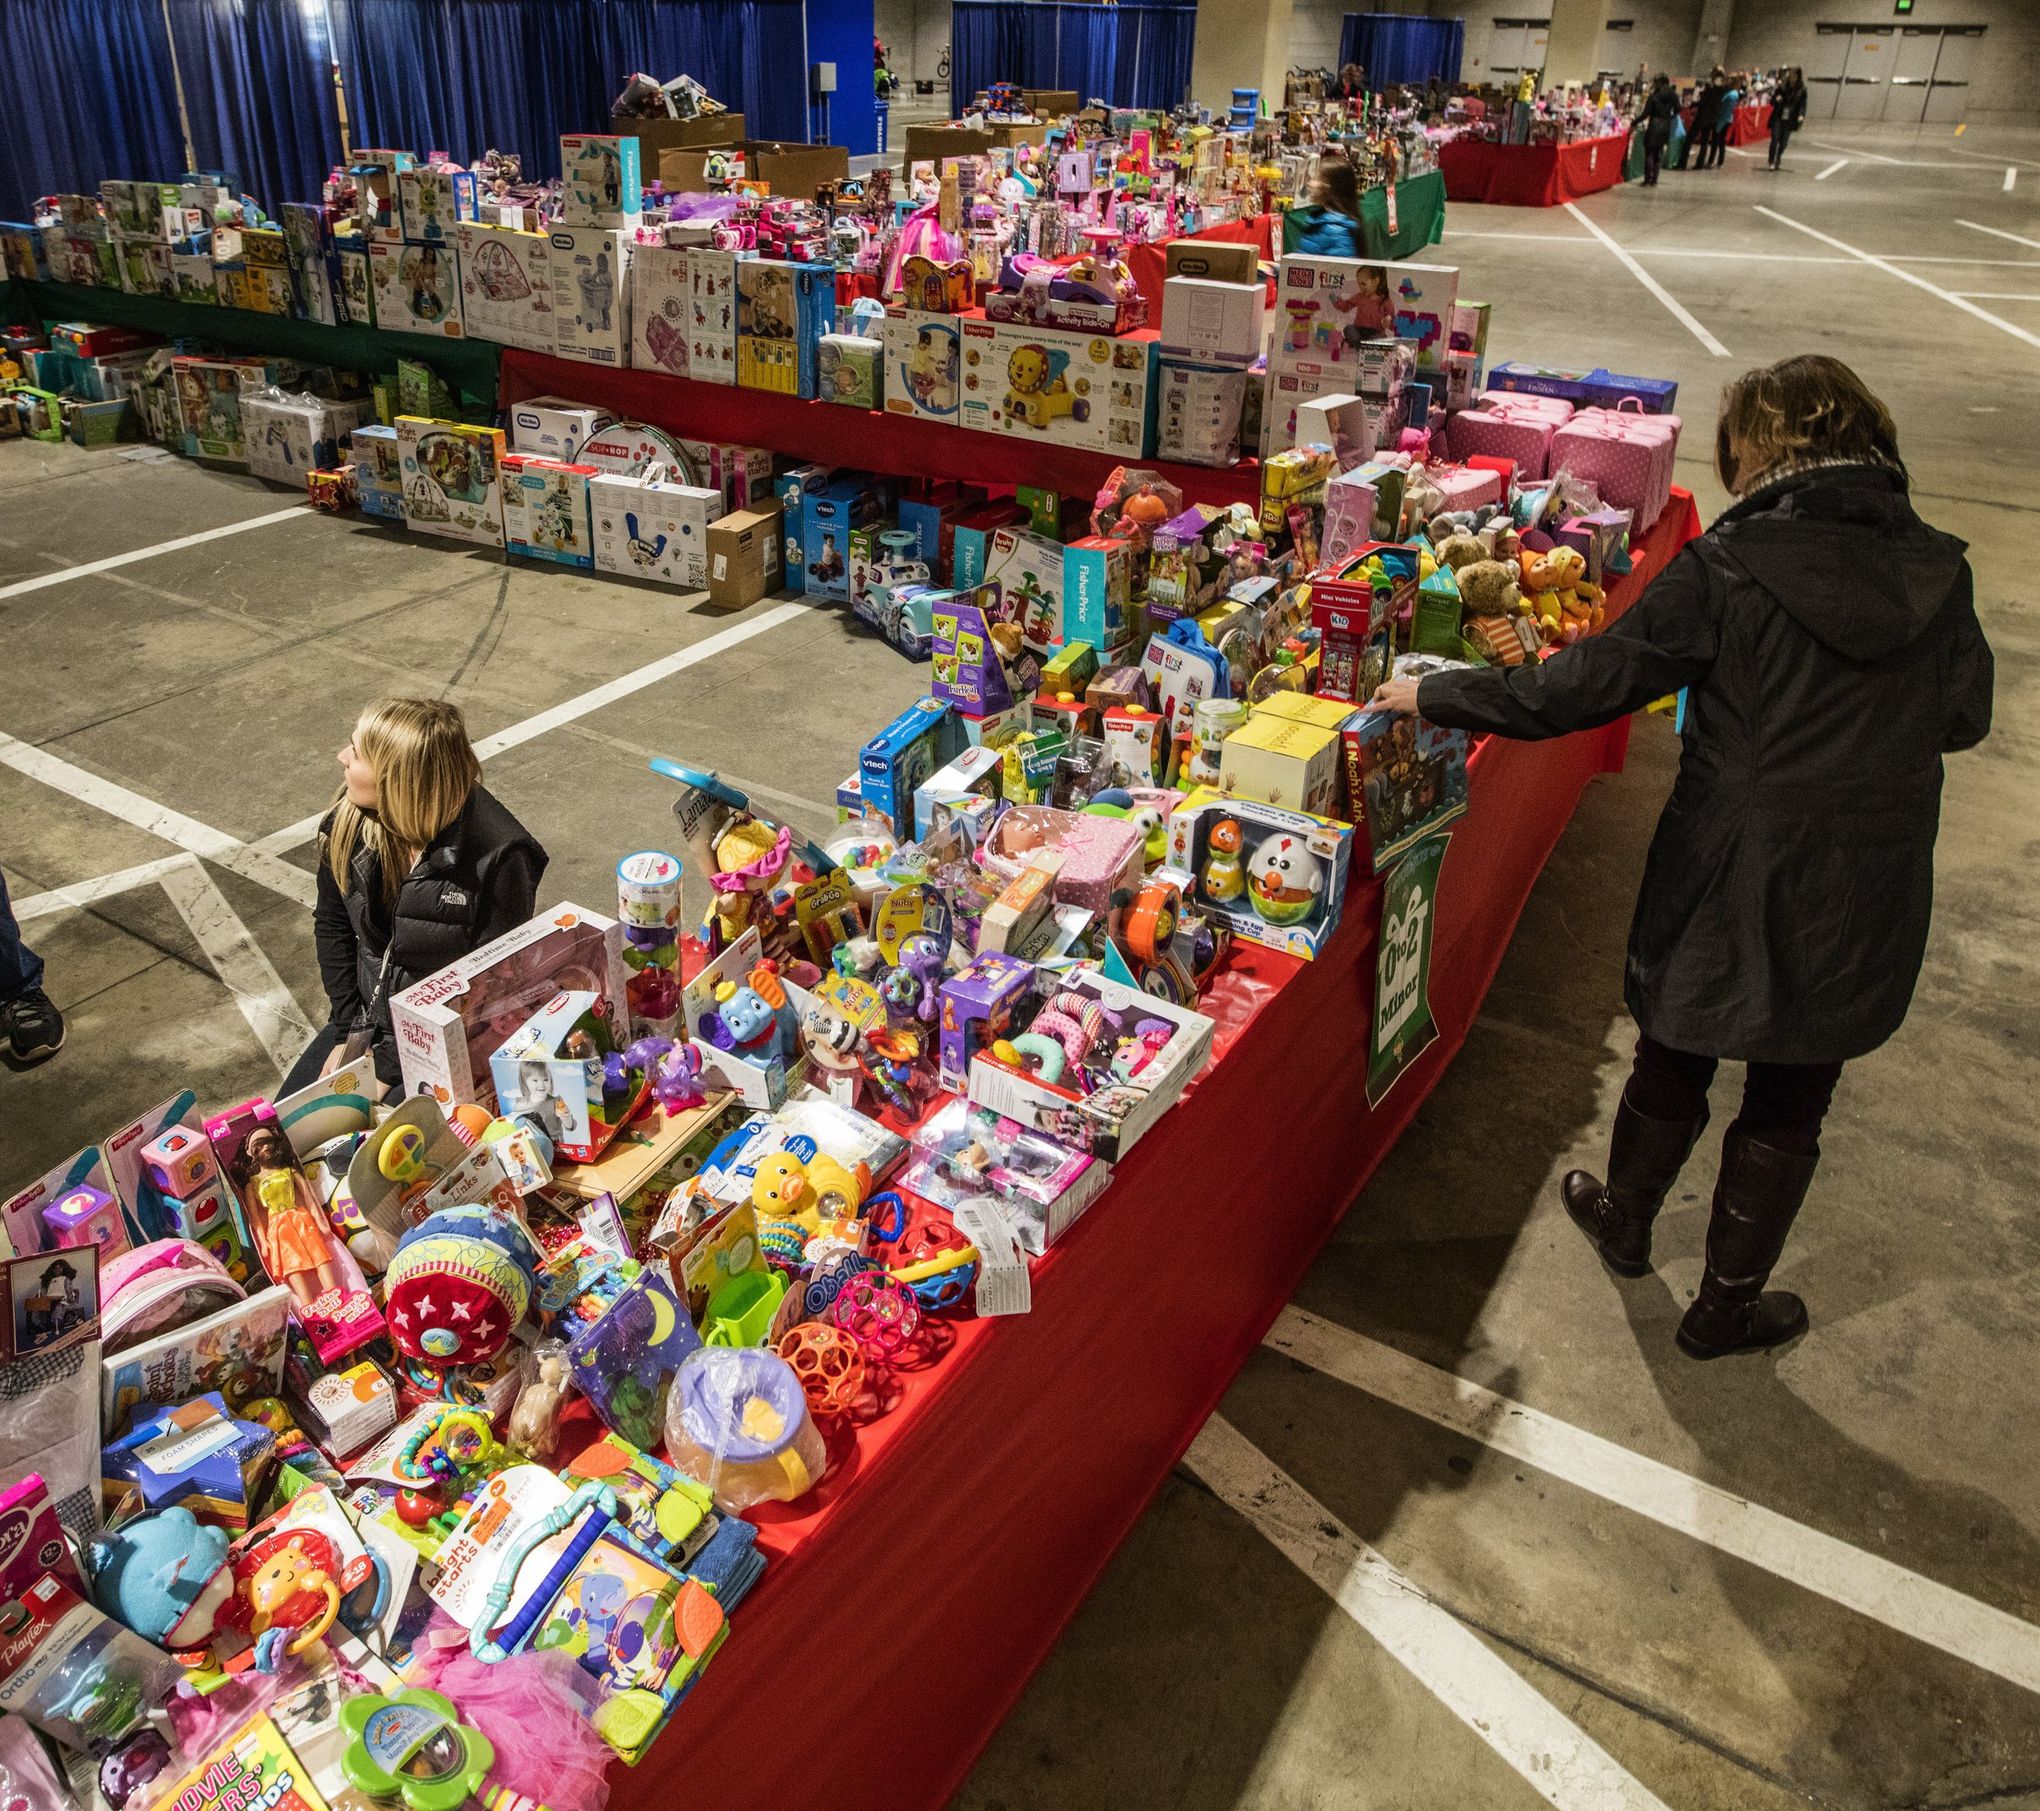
[736,258,835,398]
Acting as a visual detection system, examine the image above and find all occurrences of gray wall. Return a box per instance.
[876,0,949,93]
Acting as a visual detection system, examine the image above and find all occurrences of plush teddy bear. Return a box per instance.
[1455,558,1523,619]
[1432,531,1490,573]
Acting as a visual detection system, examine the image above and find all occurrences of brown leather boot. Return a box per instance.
[1560,1095,1708,1278]
[1677,1128,1819,1359]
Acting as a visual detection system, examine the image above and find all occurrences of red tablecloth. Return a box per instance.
[610,485,1704,1811]
[1439,130,1630,206]
[1728,101,1773,146]
[497,346,1263,510]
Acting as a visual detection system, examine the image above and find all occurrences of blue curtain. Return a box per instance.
[169,0,346,206]
[0,0,186,216]
[1338,14,1464,87]
[950,0,1191,118]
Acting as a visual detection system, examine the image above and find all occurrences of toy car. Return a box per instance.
[853,530,937,657]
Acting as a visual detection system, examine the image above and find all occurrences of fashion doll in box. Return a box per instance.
[233,1124,341,1306]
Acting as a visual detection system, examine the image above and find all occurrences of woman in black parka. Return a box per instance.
[281,696,547,1095]
[1373,356,1994,1358]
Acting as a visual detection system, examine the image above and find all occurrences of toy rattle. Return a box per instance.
[341,1685,554,1811]
[776,1322,866,1419]
[468,1479,619,1663]
[827,1272,921,1361]
[395,1405,498,1486]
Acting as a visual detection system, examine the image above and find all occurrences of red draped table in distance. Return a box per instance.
[1728,101,1774,146]
[601,487,1701,1811]
[1439,129,1631,206]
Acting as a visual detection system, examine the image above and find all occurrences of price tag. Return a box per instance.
[951,1202,1032,1317]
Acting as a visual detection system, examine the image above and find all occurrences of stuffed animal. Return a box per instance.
[1455,559,1523,619]
[1518,549,1570,640]
[88,1507,234,1654]
[1432,532,1489,573]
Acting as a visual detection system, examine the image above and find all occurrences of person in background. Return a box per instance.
[1637,72,1680,187]
[282,696,546,1096]
[1689,70,1723,170]
[1370,356,1993,1359]
[1701,70,1743,168]
[0,873,63,1066]
[1768,67,1808,170]
[1338,61,1367,101]
[1288,156,1365,257]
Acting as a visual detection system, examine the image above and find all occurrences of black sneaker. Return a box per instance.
[3,988,65,1065]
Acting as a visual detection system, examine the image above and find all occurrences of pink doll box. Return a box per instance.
[1446,408,1557,479]
[389,902,628,1112]
[979,806,1145,915]
[1426,463,1504,512]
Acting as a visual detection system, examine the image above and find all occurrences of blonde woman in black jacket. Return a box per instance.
[1373,357,1993,1358]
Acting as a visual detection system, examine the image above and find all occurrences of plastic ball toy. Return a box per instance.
[802,1252,878,1321]
[776,1322,866,1418]
[828,1273,921,1361]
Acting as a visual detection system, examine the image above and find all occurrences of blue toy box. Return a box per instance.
[802,479,887,603]
[737,259,836,399]
[859,698,964,839]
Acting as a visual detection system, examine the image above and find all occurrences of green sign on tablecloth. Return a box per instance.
[0,278,501,407]
[1367,830,1450,1108]
[1283,168,1448,261]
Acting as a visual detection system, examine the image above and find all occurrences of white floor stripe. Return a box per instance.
[0,507,310,602]
[1184,1417,1677,1811]
[2006,168,2018,193]
[1957,218,2040,253]
[12,856,189,923]
[1952,292,2040,302]
[1803,137,1902,164]
[157,856,314,1071]
[1265,1306,2040,1698]
[1445,229,2039,269]
[1757,207,2040,353]
[1562,203,1730,358]
[1814,159,1849,182]
[0,731,319,908]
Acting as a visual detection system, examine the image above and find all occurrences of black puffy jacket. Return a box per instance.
[1418,465,1994,1063]
[314,785,547,1084]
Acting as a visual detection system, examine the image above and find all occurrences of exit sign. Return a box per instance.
[1894,0,1913,12]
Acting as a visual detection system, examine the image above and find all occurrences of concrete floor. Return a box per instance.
[3,116,2037,1810]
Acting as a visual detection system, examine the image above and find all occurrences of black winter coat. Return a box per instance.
[314,785,547,1084]
[1418,466,1994,1064]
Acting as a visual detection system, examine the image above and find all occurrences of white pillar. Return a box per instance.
[1544,0,1611,88]
[1192,0,1296,116]
[1690,0,1736,76]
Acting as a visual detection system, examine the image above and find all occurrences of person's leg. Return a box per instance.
[0,868,63,1064]
[279,1024,345,1096]
[1677,1059,1843,1357]
[1561,1033,1716,1276]
[1645,139,1662,186]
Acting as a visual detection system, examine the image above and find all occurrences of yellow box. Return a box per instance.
[1219,714,1346,820]
[1252,689,1361,734]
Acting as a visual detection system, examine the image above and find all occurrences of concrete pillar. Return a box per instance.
[1690,0,1736,77]
[1543,0,1610,88]
[1191,0,1294,115]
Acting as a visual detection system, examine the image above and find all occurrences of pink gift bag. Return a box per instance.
[1447,407,1557,477]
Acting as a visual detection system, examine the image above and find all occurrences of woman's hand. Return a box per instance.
[1369,677,1423,717]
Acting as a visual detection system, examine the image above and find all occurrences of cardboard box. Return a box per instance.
[684,246,739,385]
[1160,276,1267,366]
[548,226,630,365]
[860,697,962,838]
[351,423,404,521]
[736,258,834,397]
[1155,357,1247,467]
[367,239,464,337]
[609,112,747,158]
[455,222,555,352]
[905,124,997,166]
[1219,712,1345,819]
[589,470,722,588]
[880,307,964,427]
[1271,254,1458,376]
[396,416,505,546]
[560,133,642,228]
[628,243,693,376]
[817,332,882,407]
[802,482,885,603]
[501,455,598,568]
[1164,239,1261,285]
[1165,788,1355,961]
[705,504,784,609]
[396,166,477,244]
[1022,89,1081,116]
[979,524,1068,653]
[242,392,369,485]
[506,394,615,462]
[961,319,1157,458]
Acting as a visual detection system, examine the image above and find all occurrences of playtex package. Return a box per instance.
[961,319,1157,458]
[489,988,647,1163]
[456,220,555,352]
[397,416,505,546]
[736,259,836,398]
[1167,787,1355,960]
[367,238,465,337]
[241,390,369,486]
[561,131,643,228]
[1345,705,1471,873]
[550,226,631,365]
[0,1570,182,1751]
[501,454,598,568]
[391,901,628,1110]
[881,307,963,426]
[590,470,722,588]
[350,422,404,521]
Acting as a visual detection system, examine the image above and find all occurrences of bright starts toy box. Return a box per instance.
[456,221,555,352]
[817,331,882,407]
[549,226,630,365]
[501,454,597,569]
[881,307,963,426]
[391,901,628,1111]
[589,470,721,588]
[737,258,835,398]
[367,239,464,337]
[396,416,505,546]
[1166,786,1354,960]
[961,318,1156,457]
[628,243,692,377]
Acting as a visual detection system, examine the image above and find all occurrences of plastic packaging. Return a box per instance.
[663,1347,827,1512]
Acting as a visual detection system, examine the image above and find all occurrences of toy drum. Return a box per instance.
[664,1348,826,1513]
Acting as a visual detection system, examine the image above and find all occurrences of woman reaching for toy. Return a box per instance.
[1371,355,1993,1359]
[281,696,548,1096]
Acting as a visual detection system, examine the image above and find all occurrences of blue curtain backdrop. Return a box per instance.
[0,0,186,216]
[169,0,346,207]
[1338,13,1465,86]
[951,1,1194,118]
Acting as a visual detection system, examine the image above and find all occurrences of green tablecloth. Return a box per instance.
[1283,168,1447,260]
[0,278,501,406]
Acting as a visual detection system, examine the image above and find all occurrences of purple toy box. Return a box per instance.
[937,950,1036,1091]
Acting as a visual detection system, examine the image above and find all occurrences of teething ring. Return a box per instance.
[1006,1033,1066,1084]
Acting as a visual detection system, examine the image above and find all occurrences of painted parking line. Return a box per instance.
[158,856,315,1069]
[1185,1417,1677,1811]
[1815,159,1850,182]
[12,856,189,923]
[1757,207,2040,354]
[0,506,312,602]
[1562,203,1730,357]
[1265,1306,2040,1697]
[1958,218,2040,253]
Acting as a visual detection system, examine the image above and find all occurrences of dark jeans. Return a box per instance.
[1768,120,1795,167]
[1698,125,1728,169]
[281,1023,347,1095]
[1625,1034,1842,1154]
[1644,133,1668,184]
[0,868,45,1005]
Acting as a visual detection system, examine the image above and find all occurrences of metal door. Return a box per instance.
[1883,27,1939,122]
[1806,24,1850,121]
[1837,29,1893,120]
[1923,26,1982,125]
[1524,22,1550,75]
[1482,19,1528,80]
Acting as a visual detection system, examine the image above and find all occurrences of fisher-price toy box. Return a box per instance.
[736,258,835,398]
[560,132,642,228]
[966,968,1215,1161]
[880,307,964,426]
[280,202,339,325]
[501,454,597,569]
[367,239,464,337]
[1165,787,1354,960]
[549,226,630,365]
[979,525,1069,654]
[960,318,1157,458]
[589,470,721,588]
[390,901,629,1111]
[396,416,504,546]
[456,221,555,353]
[397,165,477,243]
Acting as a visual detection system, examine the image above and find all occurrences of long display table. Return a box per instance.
[610,488,1704,1811]
[1438,129,1631,206]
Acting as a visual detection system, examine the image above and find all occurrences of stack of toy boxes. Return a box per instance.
[138,1129,254,1284]
[1262,256,1455,456]
[802,475,888,603]
[397,164,477,244]
[959,318,1157,457]
[281,204,341,325]
[456,221,555,352]
[237,226,293,314]
[397,416,506,545]
[502,456,599,568]
[351,423,405,521]
[736,260,835,397]
[549,133,638,367]
[171,355,309,464]
[589,470,723,587]
[1155,266,1266,467]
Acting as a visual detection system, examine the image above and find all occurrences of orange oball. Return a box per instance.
[449,1103,494,1147]
[776,1322,867,1418]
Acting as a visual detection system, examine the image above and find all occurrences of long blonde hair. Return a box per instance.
[325,697,481,905]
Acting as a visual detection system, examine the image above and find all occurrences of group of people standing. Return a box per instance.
[1635,66,1808,188]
